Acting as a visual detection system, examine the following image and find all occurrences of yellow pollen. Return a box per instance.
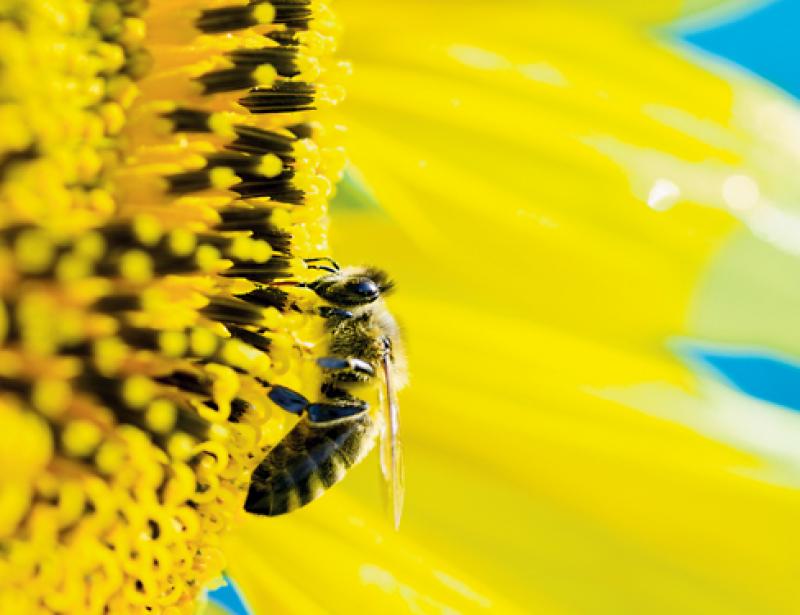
[95,441,126,475]
[168,228,197,256]
[145,398,177,434]
[107,74,138,108]
[254,64,278,88]
[209,167,238,190]
[133,214,163,246]
[15,229,54,274]
[208,113,235,138]
[100,101,127,135]
[89,188,116,216]
[62,420,102,458]
[56,482,85,526]
[158,330,188,357]
[190,327,218,357]
[94,337,128,376]
[261,307,283,329]
[229,236,253,261]
[252,3,276,24]
[219,339,251,371]
[122,375,156,409]
[167,433,196,462]
[120,249,153,282]
[270,208,291,228]
[55,254,92,282]
[96,42,126,73]
[258,153,283,178]
[57,309,86,346]
[94,1,123,34]
[75,231,107,261]
[251,240,273,263]
[0,106,30,151]
[195,244,222,272]
[119,17,147,47]
[32,379,72,418]
[141,287,168,312]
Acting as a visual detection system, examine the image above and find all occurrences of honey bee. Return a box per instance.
[244,263,407,528]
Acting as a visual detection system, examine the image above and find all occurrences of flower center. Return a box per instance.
[0,0,347,611]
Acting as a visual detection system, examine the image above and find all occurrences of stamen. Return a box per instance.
[236,287,290,311]
[271,1,314,27]
[0,0,347,607]
[239,82,317,114]
[162,108,212,132]
[196,64,278,95]
[229,47,302,77]
[195,3,276,34]
[229,125,296,156]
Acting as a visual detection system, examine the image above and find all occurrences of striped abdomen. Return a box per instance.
[245,414,377,515]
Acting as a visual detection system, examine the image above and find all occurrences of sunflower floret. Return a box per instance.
[0,0,345,611]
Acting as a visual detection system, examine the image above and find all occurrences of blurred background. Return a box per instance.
[681,0,800,99]
[215,1,800,613]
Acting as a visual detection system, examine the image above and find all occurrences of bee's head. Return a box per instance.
[308,267,395,307]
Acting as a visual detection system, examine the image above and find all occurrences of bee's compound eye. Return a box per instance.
[347,278,379,300]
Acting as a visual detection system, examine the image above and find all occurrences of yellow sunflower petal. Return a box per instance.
[226,3,800,615]
[227,494,547,615]
[565,0,762,23]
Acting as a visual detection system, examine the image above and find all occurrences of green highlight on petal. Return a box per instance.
[331,166,385,214]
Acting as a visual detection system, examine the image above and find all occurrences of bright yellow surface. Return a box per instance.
[227,1,800,614]
[0,0,346,611]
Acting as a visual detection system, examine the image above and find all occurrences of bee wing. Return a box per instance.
[379,351,405,530]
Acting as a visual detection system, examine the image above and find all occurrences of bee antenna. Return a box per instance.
[306,265,338,274]
[304,257,340,271]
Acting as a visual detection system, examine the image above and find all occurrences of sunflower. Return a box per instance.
[0,0,350,612]
[2,0,800,614]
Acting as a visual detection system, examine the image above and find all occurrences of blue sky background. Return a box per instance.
[210,2,800,613]
[681,0,800,99]
[676,0,800,414]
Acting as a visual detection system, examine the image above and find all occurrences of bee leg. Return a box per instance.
[321,381,352,399]
[317,356,374,377]
[268,385,309,415]
[307,398,368,425]
[268,383,366,425]
[307,382,369,425]
[318,306,353,319]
